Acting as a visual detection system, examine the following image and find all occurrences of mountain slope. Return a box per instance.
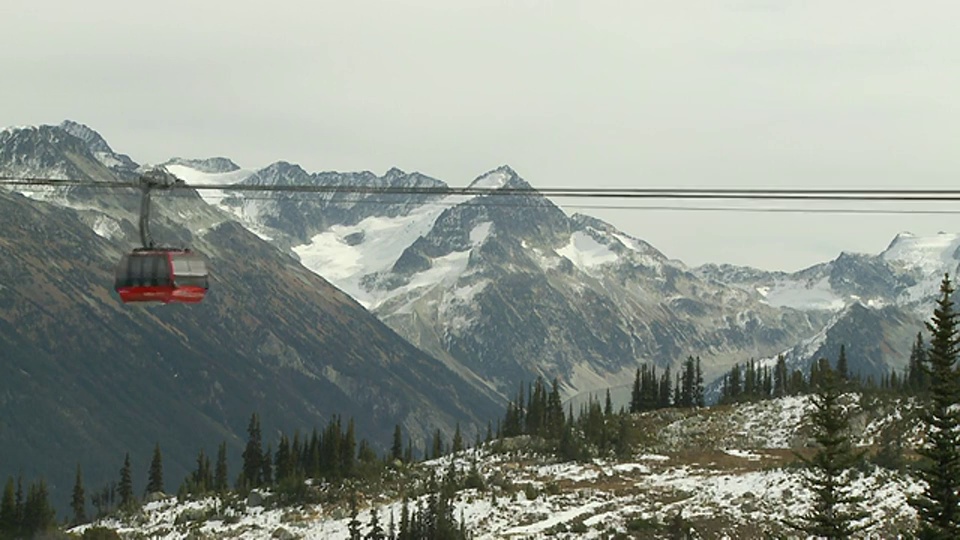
[0,123,502,511]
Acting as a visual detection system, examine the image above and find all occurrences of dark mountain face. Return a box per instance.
[0,125,501,512]
[826,252,913,300]
[804,303,920,380]
[0,125,105,179]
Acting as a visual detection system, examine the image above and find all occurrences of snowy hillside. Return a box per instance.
[74,395,924,539]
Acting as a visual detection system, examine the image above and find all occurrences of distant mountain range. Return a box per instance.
[1,119,954,511]
[174,153,951,399]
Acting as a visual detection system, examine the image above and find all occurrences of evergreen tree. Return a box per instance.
[348,492,362,540]
[836,344,849,381]
[118,453,134,509]
[191,448,214,494]
[630,368,642,413]
[762,365,773,397]
[774,354,788,397]
[546,378,565,439]
[907,331,930,392]
[14,477,22,528]
[391,425,403,463]
[22,479,55,535]
[694,357,705,407]
[215,441,229,492]
[744,359,756,397]
[275,435,292,484]
[404,438,414,465]
[452,423,464,454]
[358,439,378,465]
[323,415,343,479]
[241,412,263,489]
[71,464,87,525]
[261,444,273,486]
[366,508,385,540]
[146,443,164,495]
[604,388,613,416]
[342,419,357,478]
[432,429,444,460]
[789,368,807,394]
[726,363,742,402]
[307,429,321,478]
[680,357,695,408]
[791,364,869,538]
[645,365,658,410]
[1,477,16,535]
[399,494,410,540]
[659,366,672,408]
[525,378,547,436]
[910,274,960,539]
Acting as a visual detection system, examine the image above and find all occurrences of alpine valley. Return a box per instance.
[0,121,954,511]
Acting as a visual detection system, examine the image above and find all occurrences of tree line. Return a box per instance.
[718,333,932,406]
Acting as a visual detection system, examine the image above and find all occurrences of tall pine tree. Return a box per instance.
[910,274,960,539]
[118,453,134,509]
[1,477,16,535]
[391,425,404,463]
[215,441,229,492]
[452,423,464,454]
[906,331,930,392]
[71,464,86,525]
[790,364,868,537]
[241,413,263,489]
[836,344,849,381]
[146,443,164,495]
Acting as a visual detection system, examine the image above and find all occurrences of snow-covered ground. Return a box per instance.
[74,395,924,539]
[73,450,920,539]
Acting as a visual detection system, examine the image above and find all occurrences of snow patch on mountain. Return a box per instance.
[293,204,450,305]
[391,222,493,301]
[557,231,619,273]
[529,246,563,272]
[92,151,125,169]
[756,277,847,311]
[163,163,254,209]
[92,215,122,240]
[164,163,252,186]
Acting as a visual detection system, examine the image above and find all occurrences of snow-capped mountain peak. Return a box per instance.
[467,165,521,190]
[58,120,138,173]
[245,161,313,186]
[58,120,112,154]
[880,231,960,275]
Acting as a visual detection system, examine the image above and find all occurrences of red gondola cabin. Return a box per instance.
[114,249,209,304]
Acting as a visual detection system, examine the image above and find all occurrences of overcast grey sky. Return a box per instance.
[3,1,958,271]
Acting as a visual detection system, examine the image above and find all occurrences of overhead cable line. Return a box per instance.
[9,184,960,216]
[3,174,960,202]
